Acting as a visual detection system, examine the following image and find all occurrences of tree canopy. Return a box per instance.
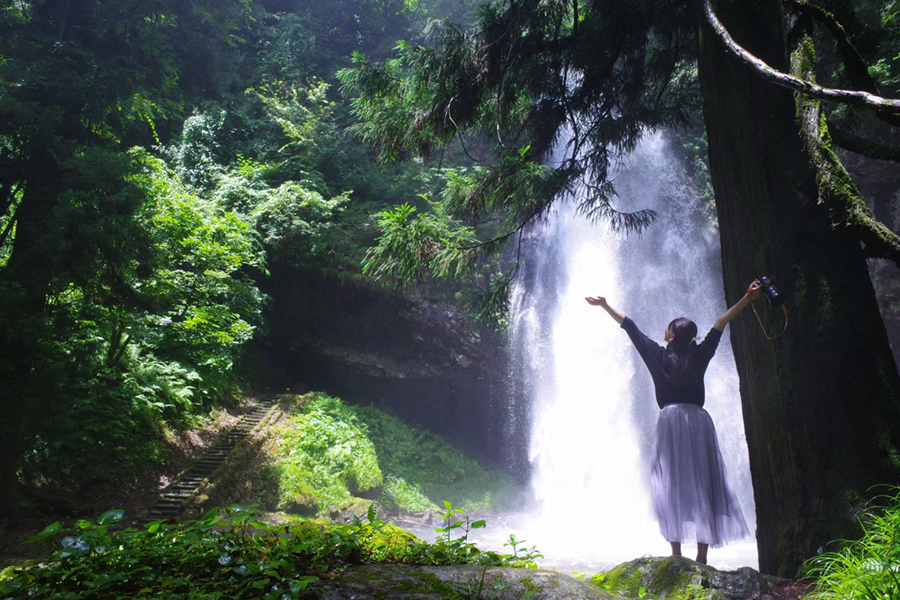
[0,0,483,514]
[341,0,900,284]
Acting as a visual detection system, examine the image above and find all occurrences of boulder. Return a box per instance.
[305,564,623,599]
[596,556,779,599]
[279,493,318,517]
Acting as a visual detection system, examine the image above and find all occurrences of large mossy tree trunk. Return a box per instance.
[698,0,900,577]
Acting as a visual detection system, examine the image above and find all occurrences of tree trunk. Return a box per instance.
[698,0,900,577]
[0,143,60,515]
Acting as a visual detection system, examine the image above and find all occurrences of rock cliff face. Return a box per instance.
[257,263,526,477]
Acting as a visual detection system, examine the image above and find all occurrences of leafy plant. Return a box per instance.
[805,487,900,599]
[2,506,331,599]
[353,403,518,512]
[380,475,435,513]
[435,500,486,545]
[0,503,539,598]
[502,534,544,567]
[274,393,384,512]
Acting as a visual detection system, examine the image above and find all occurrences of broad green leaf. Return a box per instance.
[98,509,125,525]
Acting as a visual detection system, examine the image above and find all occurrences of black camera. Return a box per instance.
[758,276,784,307]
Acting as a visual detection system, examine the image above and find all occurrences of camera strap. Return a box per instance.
[750,302,789,340]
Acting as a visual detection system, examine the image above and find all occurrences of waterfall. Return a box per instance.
[508,131,758,570]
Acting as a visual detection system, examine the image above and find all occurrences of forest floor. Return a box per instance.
[770,578,815,599]
[0,397,254,567]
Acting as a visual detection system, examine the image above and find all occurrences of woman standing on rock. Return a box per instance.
[585,281,760,564]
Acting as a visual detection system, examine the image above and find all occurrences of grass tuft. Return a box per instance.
[805,486,900,599]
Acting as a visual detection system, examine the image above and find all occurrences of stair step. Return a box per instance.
[141,398,277,523]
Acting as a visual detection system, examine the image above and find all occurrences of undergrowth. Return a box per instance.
[804,487,900,599]
[0,503,540,599]
[353,403,517,512]
[273,393,517,515]
[272,393,383,513]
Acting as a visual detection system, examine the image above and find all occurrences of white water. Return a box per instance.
[504,131,758,572]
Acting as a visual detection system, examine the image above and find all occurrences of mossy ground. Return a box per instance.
[266,392,519,517]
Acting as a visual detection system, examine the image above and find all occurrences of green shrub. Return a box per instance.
[0,504,538,599]
[805,487,900,599]
[271,393,517,515]
[380,475,435,513]
[354,404,517,512]
[274,393,383,512]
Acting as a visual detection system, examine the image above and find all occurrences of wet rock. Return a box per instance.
[597,556,778,599]
[306,564,623,599]
[279,493,318,517]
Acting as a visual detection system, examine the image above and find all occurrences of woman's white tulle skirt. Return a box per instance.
[651,403,748,547]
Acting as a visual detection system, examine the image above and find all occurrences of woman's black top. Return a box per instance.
[621,317,722,408]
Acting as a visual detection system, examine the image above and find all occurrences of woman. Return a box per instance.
[585,281,761,564]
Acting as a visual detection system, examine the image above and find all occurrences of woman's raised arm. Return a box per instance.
[712,281,763,332]
[585,296,626,325]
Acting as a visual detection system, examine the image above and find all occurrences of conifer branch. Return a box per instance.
[785,0,900,128]
[454,201,548,251]
[702,0,900,116]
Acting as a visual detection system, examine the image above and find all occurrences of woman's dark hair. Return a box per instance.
[665,317,698,385]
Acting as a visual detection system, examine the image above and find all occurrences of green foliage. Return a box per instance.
[363,200,479,285]
[274,393,384,512]
[255,80,337,155]
[248,181,349,261]
[805,487,900,599]
[353,403,517,512]
[337,1,689,323]
[0,0,263,505]
[17,151,267,487]
[0,507,337,599]
[270,393,516,515]
[164,110,229,192]
[381,475,436,513]
[0,0,521,507]
[0,503,539,598]
[134,151,265,379]
[435,500,486,544]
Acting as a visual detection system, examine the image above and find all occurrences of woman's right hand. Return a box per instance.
[586,296,626,324]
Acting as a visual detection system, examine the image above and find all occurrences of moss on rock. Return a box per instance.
[593,556,775,599]
[308,564,619,599]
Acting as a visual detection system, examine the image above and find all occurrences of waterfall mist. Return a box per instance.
[507,131,758,571]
